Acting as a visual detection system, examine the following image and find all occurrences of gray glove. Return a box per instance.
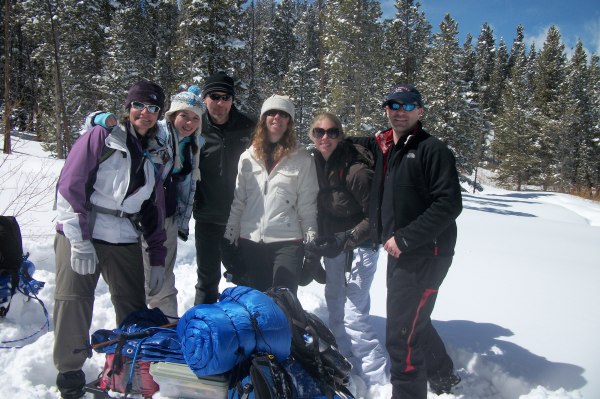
[148,266,165,296]
[70,240,98,275]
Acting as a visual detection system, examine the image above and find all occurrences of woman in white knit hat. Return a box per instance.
[224,95,318,294]
[86,86,205,320]
[141,86,205,319]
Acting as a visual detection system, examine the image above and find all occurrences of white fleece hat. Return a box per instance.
[165,85,206,120]
[260,95,295,121]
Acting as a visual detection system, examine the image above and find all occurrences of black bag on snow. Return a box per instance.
[265,287,354,399]
[0,216,24,317]
[228,353,294,399]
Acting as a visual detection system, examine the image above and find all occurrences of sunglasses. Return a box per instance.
[312,127,341,139]
[208,93,232,102]
[386,102,418,112]
[131,101,161,113]
[264,109,290,118]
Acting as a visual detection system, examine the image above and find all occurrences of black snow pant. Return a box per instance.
[238,238,303,295]
[194,221,227,305]
[386,255,455,398]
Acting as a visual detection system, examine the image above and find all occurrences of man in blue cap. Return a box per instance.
[352,84,463,397]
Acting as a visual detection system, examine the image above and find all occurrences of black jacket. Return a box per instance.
[193,107,255,224]
[352,122,462,257]
[312,140,374,245]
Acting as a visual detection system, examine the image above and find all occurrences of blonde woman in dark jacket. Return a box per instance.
[308,112,389,392]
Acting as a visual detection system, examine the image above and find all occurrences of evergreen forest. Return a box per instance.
[1,0,599,196]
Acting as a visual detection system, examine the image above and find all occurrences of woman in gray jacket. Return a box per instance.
[224,95,318,294]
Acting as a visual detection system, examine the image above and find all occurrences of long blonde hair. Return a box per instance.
[251,114,297,163]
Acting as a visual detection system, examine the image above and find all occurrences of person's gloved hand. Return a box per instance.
[306,235,341,258]
[178,230,188,242]
[335,229,358,251]
[299,253,326,286]
[148,266,165,296]
[224,224,239,246]
[92,112,117,129]
[70,240,98,275]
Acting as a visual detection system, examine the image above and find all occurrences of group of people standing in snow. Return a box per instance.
[53,70,463,399]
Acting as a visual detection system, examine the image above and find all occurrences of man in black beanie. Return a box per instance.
[192,70,256,304]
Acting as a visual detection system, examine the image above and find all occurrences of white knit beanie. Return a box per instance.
[260,95,295,121]
[165,85,205,120]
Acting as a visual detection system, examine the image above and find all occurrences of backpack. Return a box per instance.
[228,354,295,399]
[97,353,159,399]
[0,216,24,317]
[265,287,354,399]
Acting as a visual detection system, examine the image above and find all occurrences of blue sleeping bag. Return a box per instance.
[177,286,291,376]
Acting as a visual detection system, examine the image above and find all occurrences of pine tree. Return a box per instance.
[322,0,384,135]
[532,26,567,190]
[383,0,431,83]
[421,14,478,174]
[492,26,537,190]
[473,23,496,112]
[488,38,508,117]
[587,54,600,197]
[281,2,322,136]
[19,0,110,157]
[259,0,297,94]
[562,41,596,194]
[174,0,241,83]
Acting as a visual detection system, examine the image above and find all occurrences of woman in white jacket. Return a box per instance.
[225,95,318,294]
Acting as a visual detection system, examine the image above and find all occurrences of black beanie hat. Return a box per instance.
[203,71,235,97]
[125,80,166,113]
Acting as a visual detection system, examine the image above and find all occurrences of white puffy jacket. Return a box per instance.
[225,145,318,244]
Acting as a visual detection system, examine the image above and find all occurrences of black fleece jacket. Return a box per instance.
[193,106,255,224]
[351,122,462,257]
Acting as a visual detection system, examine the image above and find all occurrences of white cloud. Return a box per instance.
[584,17,600,55]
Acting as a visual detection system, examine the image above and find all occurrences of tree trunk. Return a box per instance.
[317,0,325,100]
[46,0,71,158]
[3,0,11,154]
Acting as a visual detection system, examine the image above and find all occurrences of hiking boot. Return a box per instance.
[56,370,86,399]
[429,373,461,395]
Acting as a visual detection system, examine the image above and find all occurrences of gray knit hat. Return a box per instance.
[260,95,295,121]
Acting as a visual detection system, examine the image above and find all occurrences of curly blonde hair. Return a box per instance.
[251,114,297,163]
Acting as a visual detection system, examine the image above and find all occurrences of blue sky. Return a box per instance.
[381,0,600,58]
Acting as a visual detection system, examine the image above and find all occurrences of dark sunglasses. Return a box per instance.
[131,101,160,113]
[386,102,418,111]
[264,109,290,118]
[208,93,232,102]
[312,127,341,139]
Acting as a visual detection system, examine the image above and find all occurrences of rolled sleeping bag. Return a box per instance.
[177,286,291,376]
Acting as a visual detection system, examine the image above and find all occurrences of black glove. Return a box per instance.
[221,240,247,285]
[177,230,188,242]
[307,230,356,258]
[299,253,326,286]
[334,229,358,251]
[306,235,342,258]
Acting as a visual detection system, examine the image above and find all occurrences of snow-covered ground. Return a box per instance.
[1,134,599,398]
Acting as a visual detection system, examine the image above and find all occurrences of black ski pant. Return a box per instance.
[386,255,454,398]
[238,239,303,295]
[194,221,227,305]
